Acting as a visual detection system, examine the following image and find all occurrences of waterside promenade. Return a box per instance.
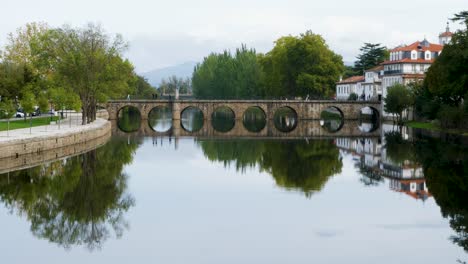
[0,116,111,159]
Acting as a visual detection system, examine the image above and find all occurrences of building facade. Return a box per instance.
[361,65,384,101]
[336,75,364,100]
[381,39,444,117]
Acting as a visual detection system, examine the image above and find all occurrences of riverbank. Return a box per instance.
[0,116,111,159]
[405,121,468,136]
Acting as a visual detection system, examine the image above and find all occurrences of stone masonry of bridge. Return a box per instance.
[106,100,381,121]
[110,119,380,139]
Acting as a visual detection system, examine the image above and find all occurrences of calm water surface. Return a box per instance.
[0,113,467,263]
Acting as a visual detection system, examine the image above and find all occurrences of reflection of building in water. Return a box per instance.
[335,127,430,201]
[389,178,431,201]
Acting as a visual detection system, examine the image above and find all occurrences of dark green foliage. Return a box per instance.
[437,105,466,129]
[192,44,261,98]
[343,65,359,79]
[259,31,344,98]
[413,83,440,120]
[353,43,388,75]
[130,75,156,99]
[117,106,141,133]
[425,11,468,106]
[0,137,139,250]
[198,139,342,196]
[413,136,468,252]
[384,84,413,123]
[348,93,358,101]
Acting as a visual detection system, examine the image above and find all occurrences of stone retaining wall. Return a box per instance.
[0,131,111,174]
[0,118,111,159]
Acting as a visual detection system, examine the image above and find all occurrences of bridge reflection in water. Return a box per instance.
[113,112,380,140]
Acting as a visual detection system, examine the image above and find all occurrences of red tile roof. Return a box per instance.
[391,41,443,52]
[382,58,434,65]
[337,75,364,84]
[366,65,384,72]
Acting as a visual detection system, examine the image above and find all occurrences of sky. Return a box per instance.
[0,0,466,73]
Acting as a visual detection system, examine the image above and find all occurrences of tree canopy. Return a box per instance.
[353,43,388,75]
[384,83,413,123]
[192,44,262,98]
[259,31,344,98]
[425,11,468,106]
[0,22,153,125]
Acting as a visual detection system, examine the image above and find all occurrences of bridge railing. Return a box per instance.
[111,95,382,102]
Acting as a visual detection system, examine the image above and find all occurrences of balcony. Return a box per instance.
[384,70,402,75]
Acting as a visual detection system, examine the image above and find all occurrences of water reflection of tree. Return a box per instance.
[118,107,141,132]
[0,137,139,250]
[383,131,468,252]
[357,163,384,186]
[413,137,468,252]
[199,139,342,196]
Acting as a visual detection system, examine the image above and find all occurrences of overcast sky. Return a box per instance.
[0,0,466,72]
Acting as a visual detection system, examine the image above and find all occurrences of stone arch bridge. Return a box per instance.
[106,99,381,121]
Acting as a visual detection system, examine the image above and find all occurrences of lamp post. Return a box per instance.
[6,111,9,137]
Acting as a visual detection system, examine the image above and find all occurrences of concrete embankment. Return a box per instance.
[0,118,111,159]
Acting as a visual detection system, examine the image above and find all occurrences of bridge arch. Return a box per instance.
[117,105,141,133]
[148,105,172,132]
[211,106,236,133]
[273,106,298,132]
[243,106,267,132]
[320,106,344,133]
[180,106,204,133]
[359,106,380,120]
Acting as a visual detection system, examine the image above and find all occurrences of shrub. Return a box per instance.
[437,105,465,129]
[348,93,358,101]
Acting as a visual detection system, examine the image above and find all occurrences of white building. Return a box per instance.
[379,23,453,117]
[336,75,364,100]
[439,22,453,45]
[381,39,444,117]
[361,65,383,101]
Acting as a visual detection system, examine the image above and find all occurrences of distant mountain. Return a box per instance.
[141,61,198,87]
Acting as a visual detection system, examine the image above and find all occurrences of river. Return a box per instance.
[0,110,466,264]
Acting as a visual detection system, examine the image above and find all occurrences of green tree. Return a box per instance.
[384,84,413,123]
[259,31,344,98]
[348,93,358,101]
[0,62,27,99]
[192,44,262,99]
[3,23,53,98]
[353,43,388,75]
[425,11,468,106]
[160,75,191,95]
[37,93,49,114]
[343,65,359,79]
[45,24,134,124]
[130,75,156,99]
[0,99,16,119]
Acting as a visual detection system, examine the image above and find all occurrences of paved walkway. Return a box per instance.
[0,114,104,143]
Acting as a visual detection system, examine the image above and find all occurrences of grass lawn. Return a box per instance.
[0,116,60,131]
[405,121,468,136]
[405,121,439,130]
